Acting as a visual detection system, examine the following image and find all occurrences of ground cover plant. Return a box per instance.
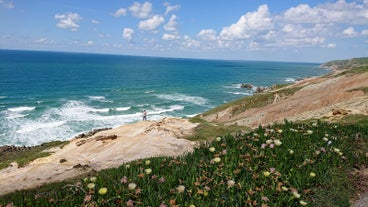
[0,120,367,207]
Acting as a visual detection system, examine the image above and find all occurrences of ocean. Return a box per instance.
[0,50,329,146]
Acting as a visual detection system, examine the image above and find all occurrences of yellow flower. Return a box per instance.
[209,147,215,152]
[215,137,222,142]
[176,185,185,193]
[213,157,221,163]
[128,183,137,191]
[189,205,196,207]
[277,129,283,133]
[87,183,95,189]
[274,139,282,146]
[98,187,108,195]
[145,160,151,165]
[309,172,316,177]
[145,168,152,174]
[263,171,270,177]
[203,190,208,197]
[300,200,308,206]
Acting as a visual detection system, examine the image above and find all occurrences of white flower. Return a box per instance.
[281,186,288,191]
[145,168,152,174]
[263,171,270,177]
[90,177,97,182]
[292,191,301,199]
[309,172,316,177]
[277,129,283,133]
[333,148,340,153]
[209,147,215,152]
[215,137,222,142]
[128,183,137,191]
[125,164,130,168]
[300,200,308,206]
[307,130,313,135]
[322,137,329,142]
[227,180,235,188]
[266,139,273,145]
[87,183,95,189]
[213,157,221,163]
[274,139,282,146]
[288,149,294,154]
[176,185,185,193]
[145,160,151,165]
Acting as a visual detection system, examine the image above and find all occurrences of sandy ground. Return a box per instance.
[0,117,198,196]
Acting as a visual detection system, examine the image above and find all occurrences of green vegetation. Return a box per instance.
[0,141,68,170]
[322,57,368,70]
[1,121,367,207]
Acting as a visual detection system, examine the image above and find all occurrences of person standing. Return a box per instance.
[143,110,147,121]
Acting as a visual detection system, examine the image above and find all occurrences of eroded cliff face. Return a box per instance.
[201,71,368,128]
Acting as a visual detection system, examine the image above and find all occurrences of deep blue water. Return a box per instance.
[0,50,329,146]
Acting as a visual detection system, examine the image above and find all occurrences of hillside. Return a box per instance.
[0,57,367,206]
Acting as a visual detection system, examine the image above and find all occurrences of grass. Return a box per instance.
[0,141,68,170]
[1,120,367,207]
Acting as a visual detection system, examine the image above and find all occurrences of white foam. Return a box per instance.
[150,105,185,115]
[0,96,6,99]
[116,107,131,111]
[228,91,252,95]
[145,90,155,94]
[88,96,113,103]
[5,114,28,119]
[285,78,296,82]
[8,106,36,112]
[16,121,66,134]
[156,93,208,106]
[90,108,110,113]
[186,113,199,117]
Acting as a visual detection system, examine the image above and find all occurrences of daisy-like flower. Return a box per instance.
[269,143,275,149]
[309,172,316,177]
[87,183,95,189]
[145,168,152,174]
[215,137,222,142]
[274,139,282,146]
[125,164,130,169]
[176,185,185,193]
[277,129,283,133]
[333,148,341,153]
[261,143,267,149]
[266,139,273,145]
[98,187,108,195]
[209,147,215,152]
[307,130,313,135]
[292,191,301,199]
[263,171,270,177]
[189,205,196,207]
[145,160,151,165]
[264,133,268,137]
[126,199,134,207]
[227,179,235,188]
[288,149,294,154]
[120,176,128,184]
[90,177,97,182]
[128,183,137,191]
[300,200,308,206]
[281,186,288,191]
[322,137,329,142]
[213,157,221,163]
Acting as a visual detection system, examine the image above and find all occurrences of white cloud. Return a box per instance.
[34,37,53,44]
[123,28,134,41]
[164,15,178,31]
[162,33,180,40]
[5,0,14,9]
[282,1,368,24]
[362,29,368,35]
[129,2,152,19]
[342,27,358,37]
[138,15,164,31]
[113,8,127,18]
[197,29,217,41]
[91,19,100,24]
[54,12,82,31]
[163,2,180,15]
[181,35,200,48]
[87,40,94,46]
[325,43,337,48]
[219,4,272,40]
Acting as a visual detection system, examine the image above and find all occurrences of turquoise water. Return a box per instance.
[0,50,329,146]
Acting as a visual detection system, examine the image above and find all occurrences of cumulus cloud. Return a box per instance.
[138,15,164,31]
[162,33,180,40]
[342,26,358,37]
[54,12,82,31]
[129,2,152,19]
[181,35,200,48]
[164,2,180,15]
[123,28,134,41]
[164,15,178,31]
[197,29,217,41]
[282,1,368,24]
[34,37,53,44]
[219,4,272,40]
[91,19,100,24]
[113,8,127,18]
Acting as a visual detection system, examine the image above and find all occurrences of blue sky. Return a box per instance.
[0,0,367,62]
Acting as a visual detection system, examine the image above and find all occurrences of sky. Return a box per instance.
[0,0,367,63]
